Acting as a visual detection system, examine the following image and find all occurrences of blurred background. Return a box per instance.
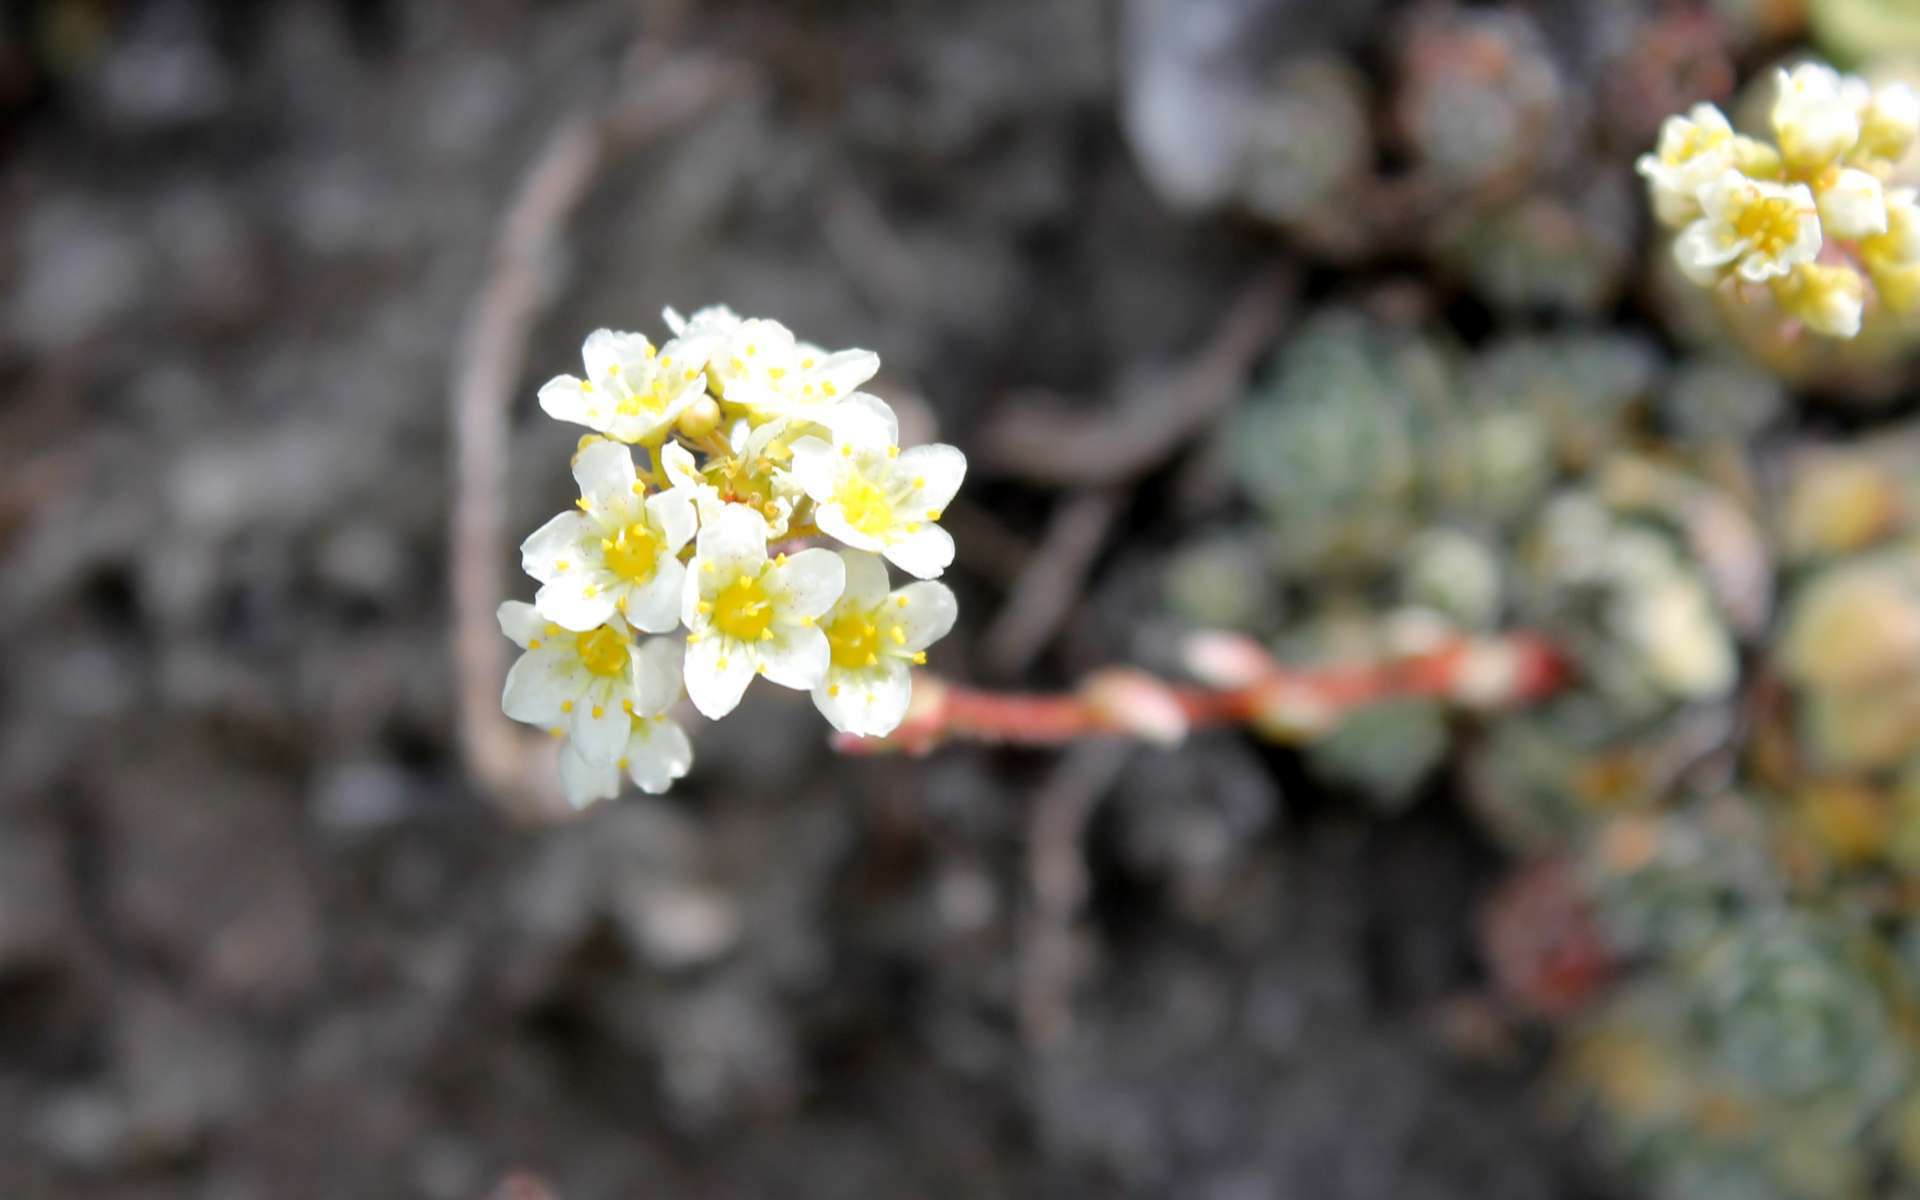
[7,0,1920,1197]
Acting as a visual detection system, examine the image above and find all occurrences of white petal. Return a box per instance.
[537,376,593,426]
[572,440,638,510]
[883,524,956,580]
[520,511,591,583]
[625,717,694,794]
[814,505,886,553]
[892,582,958,652]
[623,554,685,633]
[661,440,704,491]
[684,634,756,719]
[662,306,689,336]
[1820,167,1886,239]
[768,547,846,618]
[824,393,899,445]
[582,328,655,380]
[694,506,771,587]
[535,572,618,633]
[632,636,685,715]
[786,436,837,501]
[811,661,911,736]
[837,549,891,609]
[1673,218,1739,286]
[755,625,830,690]
[498,600,545,649]
[894,443,967,511]
[813,348,880,395]
[648,488,697,554]
[502,649,571,725]
[559,744,622,809]
[662,332,721,375]
[570,687,632,764]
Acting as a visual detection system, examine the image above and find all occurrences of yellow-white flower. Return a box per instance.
[520,440,696,633]
[554,638,694,804]
[498,603,682,764]
[811,550,956,737]
[538,328,719,445]
[1815,166,1887,239]
[1774,262,1865,338]
[1773,63,1860,169]
[558,713,696,805]
[1673,170,1820,285]
[786,405,967,580]
[680,506,845,718]
[1858,81,1920,162]
[711,318,881,427]
[1636,103,1736,227]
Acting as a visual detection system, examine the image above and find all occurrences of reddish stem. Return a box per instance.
[835,630,1572,756]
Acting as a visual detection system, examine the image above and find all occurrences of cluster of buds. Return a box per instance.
[497,308,965,806]
[1640,63,1920,338]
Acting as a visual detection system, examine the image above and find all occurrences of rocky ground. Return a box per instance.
[0,2,1613,1196]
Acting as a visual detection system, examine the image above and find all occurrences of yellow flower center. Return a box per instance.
[834,474,895,537]
[712,572,774,642]
[575,626,630,678]
[602,521,660,583]
[827,610,883,670]
[614,376,669,418]
[1732,193,1805,259]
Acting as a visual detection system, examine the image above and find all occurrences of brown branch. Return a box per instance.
[977,272,1293,487]
[448,50,745,819]
[835,629,1571,756]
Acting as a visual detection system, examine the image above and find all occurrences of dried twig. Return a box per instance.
[448,51,744,819]
[1019,740,1133,1048]
[980,487,1124,676]
[977,272,1293,487]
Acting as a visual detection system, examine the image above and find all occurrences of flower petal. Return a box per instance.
[684,633,755,719]
[769,547,846,618]
[572,439,638,510]
[892,581,958,652]
[570,690,631,764]
[623,554,686,634]
[895,443,966,511]
[837,549,891,610]
[824,393,898,445]
[497,600,545,649]
[785,436,836,501]
[502,648,571,725]
[755,625,829,690]
[521,511,591,583]
[559,744,622,809]
[582,328,655,380]
[648,488,698,554]
[538,376,596,427]
[693,506,771,591]
[633,636,685,716]
[535,571,618,633]
[626,717,694,794]
[812,660,911,736]
[883,524,956,580]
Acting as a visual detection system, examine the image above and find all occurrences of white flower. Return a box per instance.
[811,550,956,737]
[1673,170,1820,285]
[1636,103,1736,227]
[1773,63,1861,169]
[1815,166,1887,239]
[663,303,742,340]
[1774,262,1865,338]
[702,316,881,426]
[557,713,697,805]
[1860,81,1920,161]
[1866,188,1920,265]
[498,603,682,764]
[787,407,967,580]
[680,506,845,718]
[520,440,696,633]
[552,638,695,805]
[538,328,719,444]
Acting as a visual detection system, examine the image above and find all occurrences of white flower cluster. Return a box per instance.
[498,307,965,807]
[1640,64,1920,338]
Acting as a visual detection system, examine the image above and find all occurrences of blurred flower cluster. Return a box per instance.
[1166,286,1920,1195]
[500,310,964,806]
